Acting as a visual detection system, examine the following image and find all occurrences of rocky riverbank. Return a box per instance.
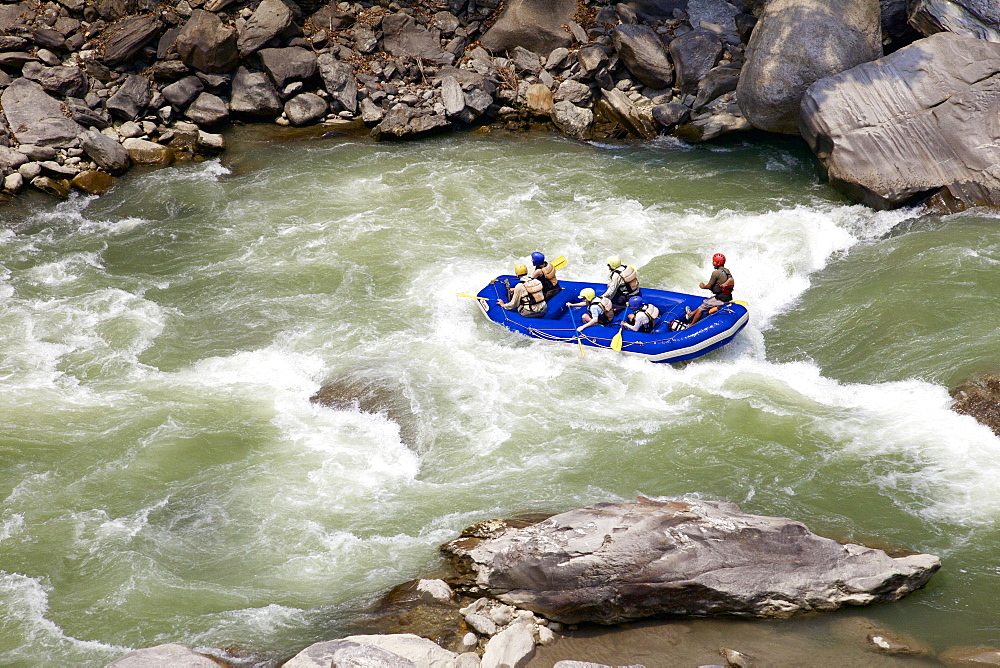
[4,0,1000,210]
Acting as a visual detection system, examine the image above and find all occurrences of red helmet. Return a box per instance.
[712,253,726,265]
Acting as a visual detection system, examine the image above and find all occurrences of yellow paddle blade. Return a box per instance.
[734,300,748,306]
[456,293,489,300]
[552,255,567,270]
[611,327,624,352]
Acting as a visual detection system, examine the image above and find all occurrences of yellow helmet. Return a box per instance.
[578,287,596,301]
[606,255,621,269]
[514,264,528,276]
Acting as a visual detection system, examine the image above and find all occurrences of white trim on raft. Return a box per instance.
[622,310,750,362]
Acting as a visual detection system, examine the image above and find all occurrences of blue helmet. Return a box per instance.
[628,296,643,310]
[531,251,545,265]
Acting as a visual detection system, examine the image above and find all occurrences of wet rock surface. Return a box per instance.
[950,374,1000,436]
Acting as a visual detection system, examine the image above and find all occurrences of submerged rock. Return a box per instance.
[441,497,940,625]
[951,374,1000,436]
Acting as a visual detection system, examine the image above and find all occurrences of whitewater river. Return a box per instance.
[1,127,998,666]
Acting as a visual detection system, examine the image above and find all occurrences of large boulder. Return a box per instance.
[441,497,940,624]
[283,639,415,668]
[229,66,281,117]
[101,14,163,66]
[185,92,229,126]
[611,24,675,90]
[381,13,454,65]
[0,79,83,147]
[799,32,1000,211]
[736,0,882,134]
[908,0,1000,41]
[237,0,294,57]
[21,62,88,98]
[79,130,131,174]
[667,29,722,94]
[161,75,204,108]
[551,100,594,139]
[105,643,217,667]
[175,9,239,73]
[371,107,451,140]
[259,46,316,88]
[594,88,656,139]
[106,74,151,121]
[317,54,357,114]
[284,92,327,126]
[480,0,575,55]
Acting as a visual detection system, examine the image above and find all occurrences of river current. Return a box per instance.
[1,128,998,666]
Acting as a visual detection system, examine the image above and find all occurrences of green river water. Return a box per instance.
[0,127,998,666]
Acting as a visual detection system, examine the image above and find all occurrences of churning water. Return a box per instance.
[1,127,998,666]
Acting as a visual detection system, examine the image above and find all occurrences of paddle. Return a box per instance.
[566,301,586,358]
[456,293,489,300]
[611,323,625,352]
[551,255,567,270]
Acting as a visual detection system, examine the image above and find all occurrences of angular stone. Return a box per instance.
[342,634,460,667]
[652,102,690,128]
[736,0,882,134]
[106,74,151,121]
[238,0,294,57]
[71,169,114,195]
[612,24,674,89]
[667,29,722,94]
[31,175,71,198]
[3,171,23,193]
[577,44,609,75]
[693,65,740,109]
[372,106,451,140]
[675,107,751,141]
[481,0,575,55]
[800,33,1000,211]
[162,75,205,108]
[317,54,357,114]
[481,621,535,668]
[595,87,656,138]
[229,67,281,118]
[184,92,228,126]
[525,82,553,115]
[176,9,239,74]
[284,92,327,126]
[22,61,88,98]
[101,14,162,66]
[511,46,542,74]
[196,130,225,152]
[688,0,741,33]
[0,146,28,171]
[442,497,940,624]
[283,639,415,668]
[259,46,316,89]
[381,13,454,65]
[1,79,83,147]
[554,79,592,104]
[39,160,79,178]
[0,52,38,71]
[32,28,66,51]
[440,75,465,116]
[152,59,191,81]
[552,99,593,139]
[122,137,174,165]
[66,97,112,129]
[80,129,130,174]
[359,97,384,124]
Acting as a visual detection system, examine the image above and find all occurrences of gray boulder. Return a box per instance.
[185,92,229,126]
[440,75,465,116]
[162,75,204,108]
[736,0,882,134]
[381,13,454,65]
[176,9,239,74]
[510,46,542,75]
[480,0,575,55]
[105,643,217,667]
[259,46,316,89]
[611,24,674,90]
[667,29,722,94]
[106,74,151,121]
[80,130,131,174]
[21,62,88,98]
[317,54,357,114]
[687,0,741,33]
[652,102,690,128]
[359,98,384,124]
[1,79,83,147]
[908,0,1000,41]
[229,67,281,117]
[101,14,162,66]
[693,64,740,109]
[284,92,327,126]
[554,79,592,104]
[0,146,27,171]
[799,32,1000,211]
[238,0,294,57]
[675,96,751,141]
[442,497,940,624]
[551,99,593,139]
[372,107,450,140]
[283,639,415,668]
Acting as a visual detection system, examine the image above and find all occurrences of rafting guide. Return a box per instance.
[685,253,735,328]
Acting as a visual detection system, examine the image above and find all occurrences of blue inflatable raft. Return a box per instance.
[475,276,749,363]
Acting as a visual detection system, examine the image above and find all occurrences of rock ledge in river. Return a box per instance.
[442,497,940,625]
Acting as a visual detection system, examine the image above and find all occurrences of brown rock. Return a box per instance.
[175,9,238,74]
[951,374,1000,436]
[525,83,553,115]
[30,176,71,198]
[122,137,175,165]
[939,646,1000,666]
[71,170,115,195]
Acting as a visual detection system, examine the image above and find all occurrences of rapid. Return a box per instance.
[1,127,998,666]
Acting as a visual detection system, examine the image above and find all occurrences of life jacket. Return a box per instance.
[534,262,558,294]
[590,296,614,325]
[637,304,659,333]
[519,276,545,306]
[611,265,639,298]
[712,267,734,302]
